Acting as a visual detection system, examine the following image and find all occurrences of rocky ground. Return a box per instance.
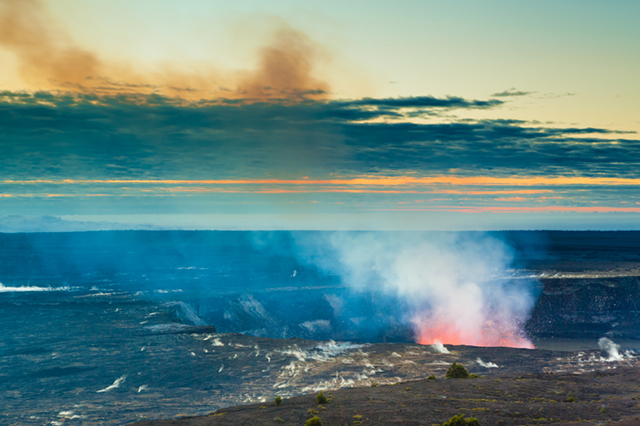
[4,307,638,426]
[134,366,640,426]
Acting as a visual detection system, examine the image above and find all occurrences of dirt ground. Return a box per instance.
[133,366,640,426]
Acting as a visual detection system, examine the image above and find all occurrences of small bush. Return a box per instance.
[469,373,480,378]
[274,396,282,406]
[273,417,284,423]
[370,380,379,387]
[316,391,328,404]
[305,415,322,426]
[566,394,576,403]
[428,374,437,380]
[442,414,481,425]
[446,362,470,379]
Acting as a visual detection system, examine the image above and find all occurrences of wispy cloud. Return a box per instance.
[491,88,533,97]
[377,206,640,213]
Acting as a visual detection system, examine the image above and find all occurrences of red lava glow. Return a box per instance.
[413,317,535,349]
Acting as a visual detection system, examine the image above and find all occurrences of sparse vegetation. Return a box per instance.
[370,380,379,387]
[446,362,470,379]
[428,374,437,380]
[305,415,322,426]
[273,417,284,423]
[469,374,480,378]
[316,391,328,404]
[442,414,481,425]
[274,396,282,406]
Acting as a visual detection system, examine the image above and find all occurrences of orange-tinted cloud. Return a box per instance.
[0,0,329,101]
[378,206,640,213]
[3,176,640,187]
[237,27,329,99]
[494,197,527,201]
[0,0,100,88]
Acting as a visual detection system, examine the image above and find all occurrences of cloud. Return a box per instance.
[0,0,101,88]
[0,0,329,101]
[0,91,638,184]
[337,96,503,109]
[491,88,533,97]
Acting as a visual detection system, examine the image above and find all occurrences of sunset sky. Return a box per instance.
[1,0,639,230]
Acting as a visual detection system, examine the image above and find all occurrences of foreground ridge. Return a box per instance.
[134,367,640,426]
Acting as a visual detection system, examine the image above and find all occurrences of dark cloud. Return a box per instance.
[0,91,638,182]
[341,120,640,176]
[491,88,533,97]
[337,96,503,109]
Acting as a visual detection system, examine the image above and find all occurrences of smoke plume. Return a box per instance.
[237,27,329,99]
[0,0,329,100]
[322,232,538,348]
[0,0,101,86]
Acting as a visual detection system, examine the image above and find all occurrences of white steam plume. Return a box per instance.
[476,357,499,368]
[324,232,538,348]
[598,337,623,361]
[96,375,126,393]
[431,341,450,354]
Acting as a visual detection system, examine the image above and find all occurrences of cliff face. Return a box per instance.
[526,276,640,339]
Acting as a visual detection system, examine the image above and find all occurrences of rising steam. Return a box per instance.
[0,0,329,100]
[598,337,623,361]
[323,232,538,348]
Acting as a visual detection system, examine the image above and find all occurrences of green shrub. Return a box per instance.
[469,374,480,378]
[305,415,322,426]
[274,395,282,406]
[428,374,437,380]
[370,380,379,387]
[446,362,470,379]
[442,414,481,425]
[316,391,328,404]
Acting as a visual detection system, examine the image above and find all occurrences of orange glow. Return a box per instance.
[4,175,640,187]
[413,314,534,349]
[380,206,640,213]
[494,197,527,201]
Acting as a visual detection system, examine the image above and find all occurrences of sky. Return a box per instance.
[0,0,639,231]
